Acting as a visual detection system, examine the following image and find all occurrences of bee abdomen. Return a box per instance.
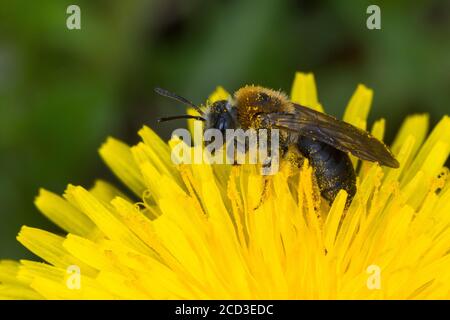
[297,137,356,206]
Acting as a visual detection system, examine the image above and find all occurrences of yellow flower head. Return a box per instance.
[1,72,450,299]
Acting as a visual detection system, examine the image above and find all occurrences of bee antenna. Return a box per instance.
[154,87,204,115]
[157,115,206,123]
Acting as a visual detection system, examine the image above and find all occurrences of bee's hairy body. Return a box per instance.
[214,85,357,204]
[157,84,399,207]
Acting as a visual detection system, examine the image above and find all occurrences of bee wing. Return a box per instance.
[267,103,399,168]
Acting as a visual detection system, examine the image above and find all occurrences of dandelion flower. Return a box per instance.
[1,72,450,300]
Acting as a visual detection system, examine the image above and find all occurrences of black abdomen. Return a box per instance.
[297,137,356,205]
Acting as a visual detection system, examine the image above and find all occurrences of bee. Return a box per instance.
[155,85,399,206]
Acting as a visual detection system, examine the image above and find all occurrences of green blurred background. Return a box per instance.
[0,0,449,259]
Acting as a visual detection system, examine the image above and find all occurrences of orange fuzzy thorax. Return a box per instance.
[233,85,290,129]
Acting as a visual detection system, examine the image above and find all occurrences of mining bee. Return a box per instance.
[155,85,399,206]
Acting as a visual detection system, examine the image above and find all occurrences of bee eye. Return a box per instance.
[214,112,234,136]
[208,100,236,133]
[216,116,228,134]
[217,117,226,131]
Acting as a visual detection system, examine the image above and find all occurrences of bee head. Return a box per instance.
[205,100,238,136]
[154,88,238,136]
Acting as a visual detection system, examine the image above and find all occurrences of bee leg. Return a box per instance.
[252,156,274,210]
[254,145,288,210]
[254,146,304,210]
[253,177,270,210]
[262,156,272,168]
[283,144,323,208]
[281,144,305,174]
[251,153,277,210]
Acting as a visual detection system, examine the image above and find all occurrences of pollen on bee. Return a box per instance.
[169,121,281,175]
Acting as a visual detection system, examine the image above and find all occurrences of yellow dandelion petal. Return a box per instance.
[99,137,146,197]
[341,84,374,167]
[0,261,22,285]
[323,190,348,252]
[402,116,450,183]
[391,114,429,156]
[290,72,324,112]
[0,260,45,299]
[208,86,230,103]
[17,227,94,275]
[90,180,131,203]
[35,188,96,237]
[19,261,113,300]
[359,119,386,178]
[370,118,385,142]
[343,84,373,131]
[65,185,153,256]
